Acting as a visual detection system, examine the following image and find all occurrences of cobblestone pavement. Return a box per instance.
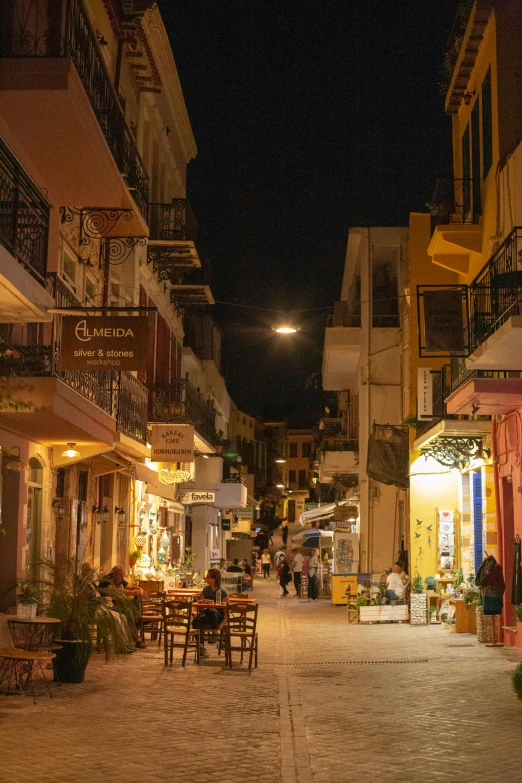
[2,572,522,783]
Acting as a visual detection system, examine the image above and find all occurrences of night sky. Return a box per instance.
[158,0,459,422]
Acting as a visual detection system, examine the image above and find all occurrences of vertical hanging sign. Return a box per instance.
[418,368,433,419]
[150,424,195,462]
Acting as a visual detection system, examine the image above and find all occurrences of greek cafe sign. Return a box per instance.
[180,490,216,505]
[150,424,194,462]
[59,316,148,371]
[159,468,191,485]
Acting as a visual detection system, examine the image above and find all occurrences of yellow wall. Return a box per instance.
[409,453,460,581]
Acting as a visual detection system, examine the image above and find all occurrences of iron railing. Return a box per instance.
[224,437,255,469]
[148,200,197,242]
[321,438,358,452]
[116,370,148,445]
[468,227,522,350]
[148,379,218,446]
[0,0,148,218]
[449,356,517,394]
[0,135,50,283]
[0,273,149,442]
[429,178,481,225]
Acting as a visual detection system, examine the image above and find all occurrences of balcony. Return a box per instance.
[147,200,201,271]
[0,136,55,322]
[445,356,522,417]
[148,379,218,450]
[214,481,248,509]
[464,227,522,371]
[428,179,482,275]
[318,439,359,483]
[322,320,361,391]
[414,365,490,448]
[0,0,148,228]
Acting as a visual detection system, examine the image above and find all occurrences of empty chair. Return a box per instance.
[225,602,258,670]
[162,600,199,666]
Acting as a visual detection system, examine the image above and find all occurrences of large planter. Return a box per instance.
[476,606,497,643]
[53,640,91,683]
[410,593,428,625]
[17,603,37,619]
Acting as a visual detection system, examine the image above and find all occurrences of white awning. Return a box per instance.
[134,463,177,502]
[298,498,358,526]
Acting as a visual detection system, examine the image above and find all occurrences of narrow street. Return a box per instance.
[2,571,522,783]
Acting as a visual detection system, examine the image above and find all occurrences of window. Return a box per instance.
[85,275,97,305]
[288,470,296,485]
[482,67,493,178]
[471,100,481,220]
[302,441,312,458]
[62,250,77,293]
[371,246,399,327]
[462,124,471,218]
[289,443,298,458]
[298,470,307,487]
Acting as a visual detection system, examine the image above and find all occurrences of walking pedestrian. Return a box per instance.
[307,548,320,601]
[291,547,304,597]
[261,549,271,579]
[281,517,289,547]
[279,557,291,597]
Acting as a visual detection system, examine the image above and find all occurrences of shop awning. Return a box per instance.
[134,462,178,502]
[90,451,133,477]
[298,498,358,526]
[247,495,258,508]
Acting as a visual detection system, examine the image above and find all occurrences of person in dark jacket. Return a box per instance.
[279,557,291,597]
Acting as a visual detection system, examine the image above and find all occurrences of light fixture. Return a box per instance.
[4,446,29,472]
[53,499,66,521]
[92,505,110,524]
[271,322,301,334]
[62,442,80,459]
[276,483,285,489]
[202,454,209,459]
[275,457,286,463]
[115,506,126,527]
[463,90,475,105]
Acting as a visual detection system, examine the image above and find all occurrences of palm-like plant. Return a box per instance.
[37,556,137,663]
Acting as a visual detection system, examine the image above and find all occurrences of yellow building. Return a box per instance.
[405,0,522,584]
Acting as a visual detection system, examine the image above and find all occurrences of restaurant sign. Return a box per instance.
[60,316,148,371]
[180,490,216,505]
[150,424,194,462]
[159,468,186,486]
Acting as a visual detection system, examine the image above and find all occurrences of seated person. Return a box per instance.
[240,558,253,591]
[98,565,146,648]
[384,562,406,602]
[193,568,229,656]
[395,560,408,585]
[226,558,243,573]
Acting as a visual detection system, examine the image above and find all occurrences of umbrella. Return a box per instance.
[291,529,334,549]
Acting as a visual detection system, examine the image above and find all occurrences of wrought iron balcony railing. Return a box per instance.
[0,0,148,218]
[148,200,197,242]
[449,356,516,395]
[148,379,218,447]
[468,227,522,351]
[428,178,481,225]
[0,273,149,442]
[321,438,359,453]
[0,135,50,283]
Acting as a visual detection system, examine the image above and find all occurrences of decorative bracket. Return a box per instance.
[60,207,135,245]
[420,437,489,469]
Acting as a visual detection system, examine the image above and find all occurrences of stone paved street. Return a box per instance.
[2,577,522,783]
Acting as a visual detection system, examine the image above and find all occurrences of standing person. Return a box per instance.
[281,518,289,548]
[291,548,304,597]
[279,557,291,597]
[261,549,271,579]
[307,549,320,602]
[273,548,286,571]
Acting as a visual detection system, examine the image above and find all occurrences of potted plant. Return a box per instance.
[16,582,40,619]
[129,549,142,569]
[183,546,197,571]
[452,568,464,595]
[512,662,522,701]
[447,617,457,634]
[214,430,224,454]
[38,557,136,683]
[440,611,448,629]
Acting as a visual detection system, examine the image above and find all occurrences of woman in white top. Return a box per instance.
[261,549,271,579]
[307,549,320,601]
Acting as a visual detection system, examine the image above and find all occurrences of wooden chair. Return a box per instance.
[345,586,359,624]
[224,602,258,670]
[0,647,55,704]
[139,593,165,642]
[162,600,199,666]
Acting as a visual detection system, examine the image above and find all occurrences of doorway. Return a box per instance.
[26,457,44,575]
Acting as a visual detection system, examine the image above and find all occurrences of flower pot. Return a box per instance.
[129,556,139,568]
[448,624,456,633]
[17,603,37,619]
[53,640,91,683]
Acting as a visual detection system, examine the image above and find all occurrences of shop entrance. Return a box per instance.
[26,457,44,575]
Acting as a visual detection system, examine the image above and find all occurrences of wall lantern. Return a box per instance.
[4,446,29,472]
[115,506,126,527]
[52,499,66,521]
[92,504,110,525]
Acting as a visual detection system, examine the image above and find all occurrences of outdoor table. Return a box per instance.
[7,617,61,652]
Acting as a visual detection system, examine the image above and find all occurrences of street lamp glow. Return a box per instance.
[272,323,300,334]
[276,483,285,488]
[275,457,286,463]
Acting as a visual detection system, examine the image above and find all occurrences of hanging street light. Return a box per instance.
[93,505,110,524]
[271,320,301,334]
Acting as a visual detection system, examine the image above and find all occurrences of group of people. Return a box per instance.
[383,561,408,602]
[218,557,253,593]
[259,547,320,601]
